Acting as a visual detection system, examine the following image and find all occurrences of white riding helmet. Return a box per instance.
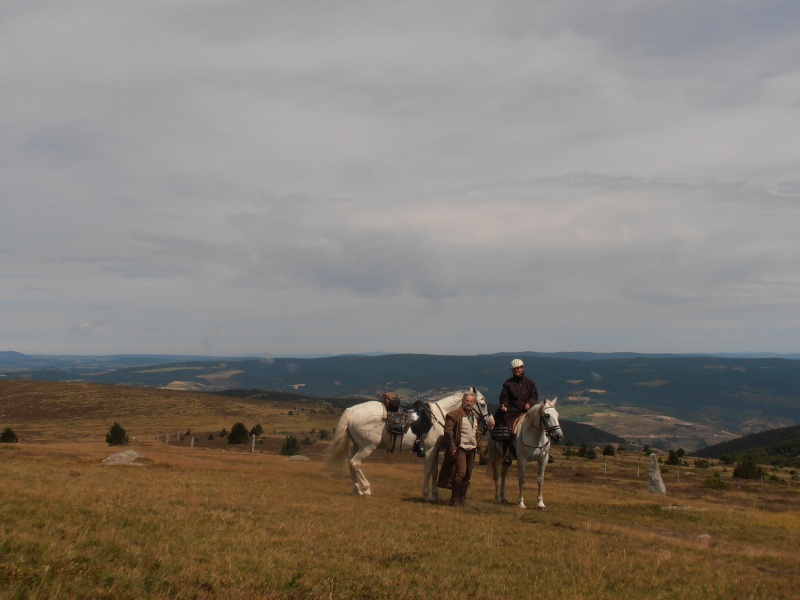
[510,359,524,369]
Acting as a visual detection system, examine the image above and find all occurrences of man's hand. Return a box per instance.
[500,405,507,412]
[450,449,457,457]
[524,403,531,410]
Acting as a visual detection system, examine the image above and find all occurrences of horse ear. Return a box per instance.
[551,396,558,406]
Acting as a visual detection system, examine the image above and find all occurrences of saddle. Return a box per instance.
[383,397,431,453]
[488,413,525,442]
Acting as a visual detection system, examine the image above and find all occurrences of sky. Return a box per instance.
[2,0,800,357]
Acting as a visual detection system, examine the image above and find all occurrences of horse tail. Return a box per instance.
[325,407,354,471]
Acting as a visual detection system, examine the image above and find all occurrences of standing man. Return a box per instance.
[437,392,479,506]
[497,358,539,465]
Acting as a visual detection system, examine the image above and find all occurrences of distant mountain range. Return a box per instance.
[2,351,798,439]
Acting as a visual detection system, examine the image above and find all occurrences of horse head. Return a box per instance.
[539,397,563,442]
[471,386,495,429]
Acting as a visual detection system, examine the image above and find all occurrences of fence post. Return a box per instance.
[251,434,256,453]
[190,436,194,448]
[165,433,170,444]
[637,466,640,478]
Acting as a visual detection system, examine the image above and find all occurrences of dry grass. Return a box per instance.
[1,382,799,599]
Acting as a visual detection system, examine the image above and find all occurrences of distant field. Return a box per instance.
[0,381,340,444]
[2,380,799,598]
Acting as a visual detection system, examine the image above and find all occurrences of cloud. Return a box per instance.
[69,320,105,337]
[2,1,800,355]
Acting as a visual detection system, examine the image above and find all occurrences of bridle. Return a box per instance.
[539,404,561,440]
[518,402,561,450]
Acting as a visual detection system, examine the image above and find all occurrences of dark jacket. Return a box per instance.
[437,406,473,490]
[497,375,538,429]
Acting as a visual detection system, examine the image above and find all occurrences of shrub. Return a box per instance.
[301,436,313,446]
[281,435,301,456]
[602,444,615,456]
[616,444,625,452]
[733,456,765,479]
[228,422,250,445]
[694,458,710,469]
[642,445,650,454]
[318,429,331,441]
[577,443,588,458]
[1,427,18,443]
[703,473,730,489]
[249,424,264,437]
[586,448,597,460]
[666,450,682,466]
[219,428,228,438]
[105,422,129,446]
[207,434,214,440]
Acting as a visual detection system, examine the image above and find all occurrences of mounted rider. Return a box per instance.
[496,358,539,465]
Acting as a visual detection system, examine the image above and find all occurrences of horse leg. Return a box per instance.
[428,448,442,501]
[517,457,527,509]
[487,443,502,503]
[423,447,439,500]
[348,444,376,496]
[500,463,510,504]
[537,455,547,509]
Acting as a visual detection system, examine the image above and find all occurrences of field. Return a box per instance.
[1,381,799,599]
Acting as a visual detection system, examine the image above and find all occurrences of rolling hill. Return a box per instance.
[3,352,799,445]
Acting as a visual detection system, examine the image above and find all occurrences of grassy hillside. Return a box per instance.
[694,425,800,468]
[2,436,798,597]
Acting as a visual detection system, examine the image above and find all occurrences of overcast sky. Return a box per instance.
[2,1,800,357]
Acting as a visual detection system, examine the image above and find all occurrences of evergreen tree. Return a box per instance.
[1,427,18,443]
[281,435,301,456]
[105,422,129,446]
[228,422,250,444]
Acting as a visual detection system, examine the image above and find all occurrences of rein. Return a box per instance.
[518,405,558,451]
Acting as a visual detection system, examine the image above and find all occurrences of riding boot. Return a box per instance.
[458,481,469,506]
[448,483,460,507]
[502,441,513,465]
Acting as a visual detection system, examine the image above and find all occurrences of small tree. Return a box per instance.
[249,424,264,437]
[281,435,301,456]
[733,456,765,479]
[219,428,228,438]
[577,443,588,458]
[616,444,625,452]
[1,427,18,443]
[301,435,313,446]
[602,444,615,456]
[642,445,650,454]
[666,449,682,466]
[694,458,710,469]
[228,422,250,445]
[586,447,597,460]
[105,422,129,446]
[318,428,331,441]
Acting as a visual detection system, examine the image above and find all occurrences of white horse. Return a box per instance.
[326,388,493,498]
[486,397,563,509]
